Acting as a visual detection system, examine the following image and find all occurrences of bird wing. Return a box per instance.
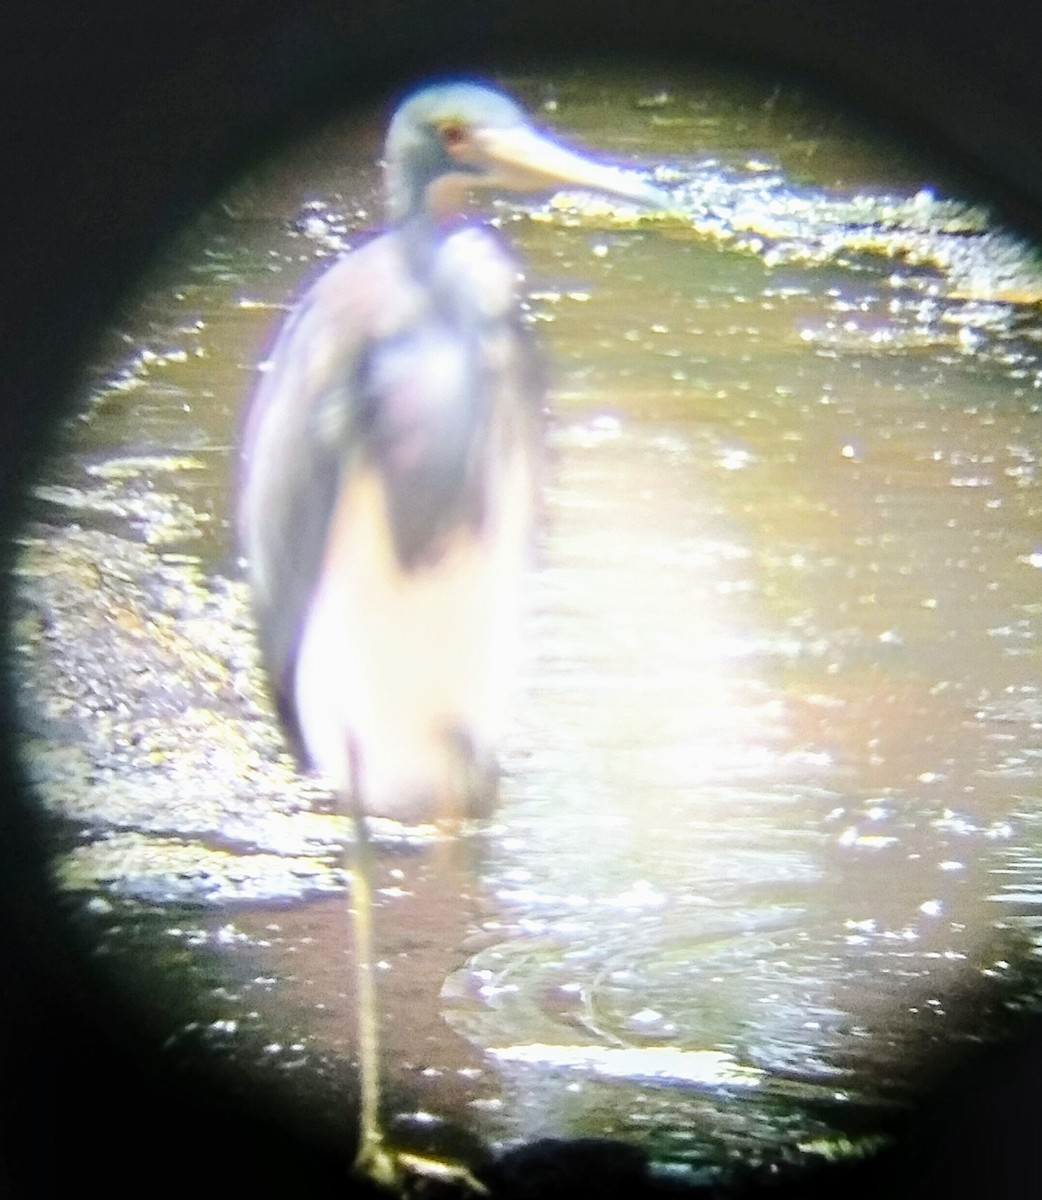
[237,225,543,762]
[237,236,402,752]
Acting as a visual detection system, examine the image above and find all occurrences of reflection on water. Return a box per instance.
[12,73,1042,1181]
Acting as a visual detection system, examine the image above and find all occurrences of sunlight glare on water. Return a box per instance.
[12,71,1042,1180]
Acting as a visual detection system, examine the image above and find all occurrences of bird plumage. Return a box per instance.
[239,81,663,821]
[238,85,552,819]
[236,78,666,1185]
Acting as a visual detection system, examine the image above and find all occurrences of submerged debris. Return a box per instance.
[57,830,346,904]
[13,521,349,904]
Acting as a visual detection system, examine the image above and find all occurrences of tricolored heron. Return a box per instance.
[237,80,665,1190]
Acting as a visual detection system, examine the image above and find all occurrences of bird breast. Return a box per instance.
[286,223,541,821]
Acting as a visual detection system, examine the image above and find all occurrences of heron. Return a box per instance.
[237,80,666,1191]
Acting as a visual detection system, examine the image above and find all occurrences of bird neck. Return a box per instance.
[397,211,473,280]
[385,147,479,225]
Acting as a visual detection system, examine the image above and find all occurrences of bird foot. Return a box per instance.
[354,1143,489,1197]
[353,1139,404,1192]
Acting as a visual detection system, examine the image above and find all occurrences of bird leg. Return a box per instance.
[345,739,489,1197]
[346,740,402,1189]
[443,726,500,824]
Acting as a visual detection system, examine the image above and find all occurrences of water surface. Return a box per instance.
[14,72,1042,1184]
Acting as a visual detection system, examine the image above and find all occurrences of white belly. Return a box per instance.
[292,449,533,820]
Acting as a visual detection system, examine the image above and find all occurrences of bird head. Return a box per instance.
[384,80,669,222]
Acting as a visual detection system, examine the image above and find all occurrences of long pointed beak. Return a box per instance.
[474,124,670,210]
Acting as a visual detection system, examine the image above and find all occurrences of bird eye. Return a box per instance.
[439,122,468,149]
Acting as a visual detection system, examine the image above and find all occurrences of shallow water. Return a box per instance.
[14,72,1042,1183]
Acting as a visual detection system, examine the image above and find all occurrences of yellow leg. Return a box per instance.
[346,743,488,1195]
[348,810,400,1187]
